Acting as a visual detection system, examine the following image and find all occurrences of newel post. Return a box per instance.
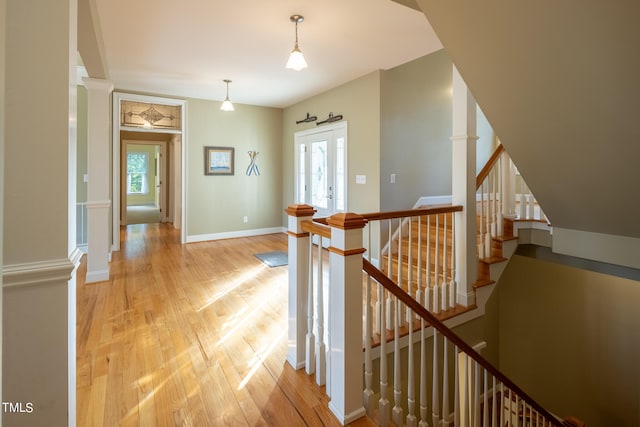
[285,204,316,370]
[327,212,367,425]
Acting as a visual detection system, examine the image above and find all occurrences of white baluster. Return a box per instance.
[315,242,325,386]
[416,216,424,306]
[397,220,405,325]
[442,338,450,424]
[492,376,497,427]
[425,215,432,312]
[433,214,440,314]
[483,369,489,427]
[379,283,391,426]
[441,213,448,312]
[474,361,480,427]
[386,220,395,330]
[449,215,457,309]
[392,296,404,426]
[406,306,417,427]
[519,178,526,219]
[407,217,414,323]
[432,330,440,426]
[454,345,460,427]
[305,237,315,375]
[418,319,429,427]
[515,395,520,427]
[478,185,485,259]
[363,274,374,415]
[496,156,504,235]
[484,180,491,259]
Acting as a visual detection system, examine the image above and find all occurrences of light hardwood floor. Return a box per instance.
[77,223,375,426]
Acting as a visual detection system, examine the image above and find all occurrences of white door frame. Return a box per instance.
[112,92,187,250]
[294,121,348,216]
[122,140,168,222]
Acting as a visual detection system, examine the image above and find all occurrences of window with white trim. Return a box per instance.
[127,152,149,194]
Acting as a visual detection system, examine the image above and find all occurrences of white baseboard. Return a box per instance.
[186,226,286,243]
[85,269,110,284]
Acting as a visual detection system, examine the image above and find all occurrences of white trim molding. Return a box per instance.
[186,227,286,244]
[3,258,75,288]
[553,227,640,270]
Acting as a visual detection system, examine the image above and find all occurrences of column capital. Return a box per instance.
[81,77,114,92]
[327,212,367,230]
[285,204,316,217]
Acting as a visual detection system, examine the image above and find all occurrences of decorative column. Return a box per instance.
[285,204,316,369]
[327,212,367,425]
[83,77,114,283]
[451,66,478,306]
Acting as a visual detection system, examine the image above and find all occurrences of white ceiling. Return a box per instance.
[92,0,442,108]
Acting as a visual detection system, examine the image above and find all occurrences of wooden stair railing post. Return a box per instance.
[451,66,478,306]
[285,204,316,370]
[326,212,367,425]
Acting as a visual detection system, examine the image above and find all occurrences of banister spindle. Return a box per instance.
[386,219,395,330]
[392,296,404,426]
[442,337,450,425]
[407,217,414,323]
[441,213,448,312]
[379,282,390,426]
[363,273,374,414]
[474,360,480,427]
[315,241,326,386]
[416,216,424,307]
[425,215,432,312]
[419,319,428,427]
[454,345,460,427]
[306,237,316,375]
[433,214,440,314]
[449,215,456,309]
[484,180,491,259]
[406,306,417,427]
[432,329,440,426]
[483,369,489,427]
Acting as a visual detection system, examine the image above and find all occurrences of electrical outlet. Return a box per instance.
[243,216,248,223]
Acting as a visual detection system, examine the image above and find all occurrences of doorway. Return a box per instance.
[112,93,186,250]
[123,140,166,225]
[294,122,347,217]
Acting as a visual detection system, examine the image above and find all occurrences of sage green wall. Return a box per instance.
[380,49,453,211]
[498,255,640,427]
[77,85,88,203]
[186,99,283,236]
[282,71,382,217]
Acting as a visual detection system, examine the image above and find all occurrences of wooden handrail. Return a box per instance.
[362,258,565,427]
[313,205,463,226]
[476,143,505,190]
[301,219,331,239]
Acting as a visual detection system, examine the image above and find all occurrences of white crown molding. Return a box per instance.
[3,258,75,288]
[86,200,111,210]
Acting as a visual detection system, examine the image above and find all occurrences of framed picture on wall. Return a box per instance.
[204,146,235,175]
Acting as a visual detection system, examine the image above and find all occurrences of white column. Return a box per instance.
[327,212,367,425]
[83,77,114,283]
[3,0,78,425]
[451,66,478,306]
[285,204,316,369]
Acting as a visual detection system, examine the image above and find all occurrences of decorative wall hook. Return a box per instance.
[246,151,260,176]
[317,112,343,126]
[296,112,317,124]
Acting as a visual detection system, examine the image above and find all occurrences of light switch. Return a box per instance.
[390,174,396,184]
[356,175,366,184]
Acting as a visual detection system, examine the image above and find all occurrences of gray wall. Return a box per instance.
[497,255,640,427]
[380,49,453,212]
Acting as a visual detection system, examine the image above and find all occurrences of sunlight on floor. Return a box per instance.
[197,264,267,312]
[238,327,287,391]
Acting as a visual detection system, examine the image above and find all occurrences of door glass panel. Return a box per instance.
[311,140,328,209]
[297,144,306,203]
[335,137,345,211]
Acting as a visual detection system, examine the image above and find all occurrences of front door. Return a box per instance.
[294,122,347,217]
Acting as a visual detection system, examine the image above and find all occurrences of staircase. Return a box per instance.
[284,145,579,426]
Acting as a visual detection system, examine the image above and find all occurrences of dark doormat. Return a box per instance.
[254,251,288,268]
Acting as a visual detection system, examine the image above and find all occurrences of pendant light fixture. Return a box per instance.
[286,15,308,71]
[220,79,234,111]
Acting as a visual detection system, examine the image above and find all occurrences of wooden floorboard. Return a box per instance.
[77,223,376,426]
